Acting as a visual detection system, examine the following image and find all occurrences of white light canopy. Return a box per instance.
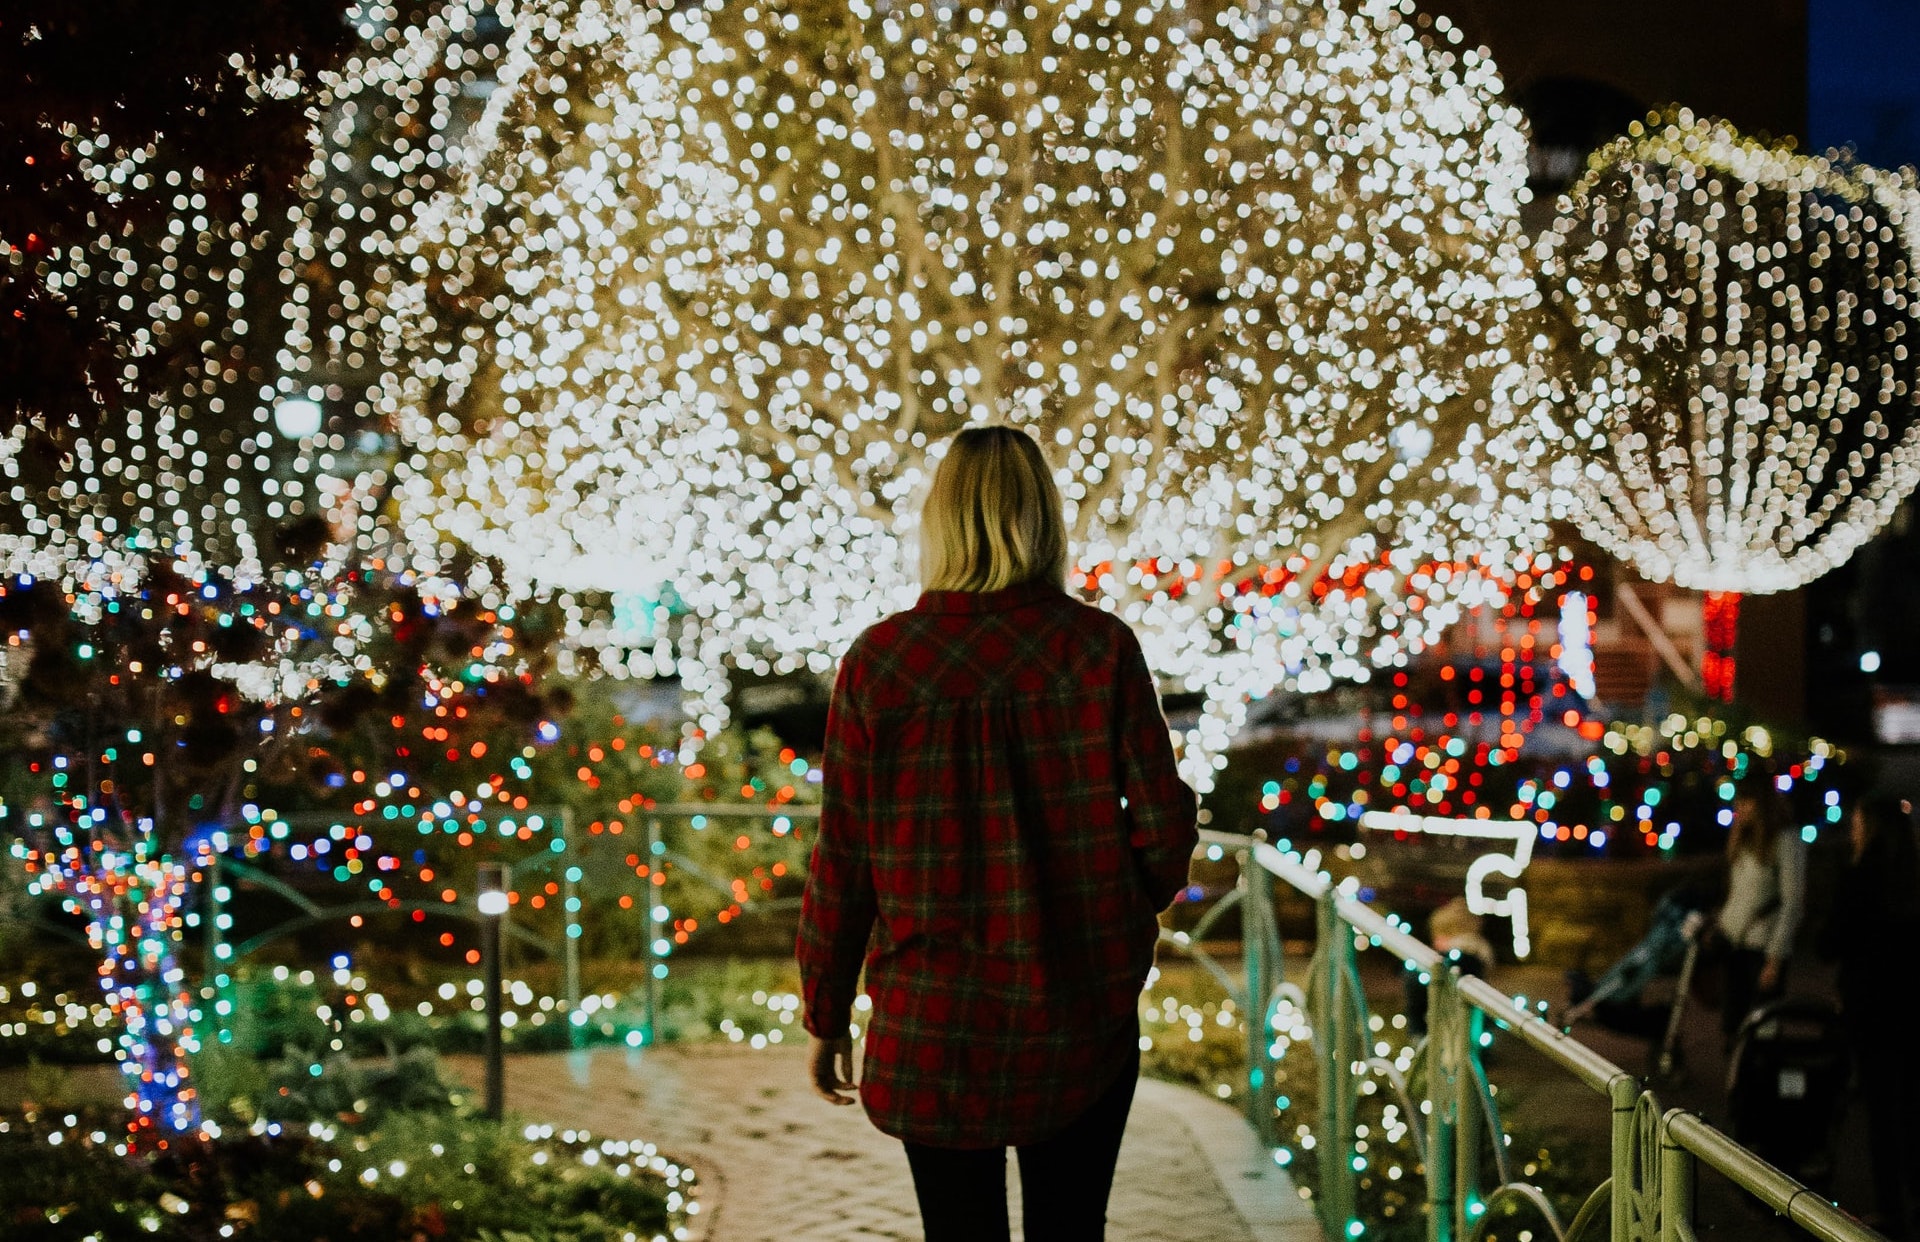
[1529,113,1920,594]
[375,0,1547,786]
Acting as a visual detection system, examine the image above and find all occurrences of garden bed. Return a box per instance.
[2,1049,697,1242]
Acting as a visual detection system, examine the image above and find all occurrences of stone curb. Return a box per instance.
[1134,1078,1326,1242]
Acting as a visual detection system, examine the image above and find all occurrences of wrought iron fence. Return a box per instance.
[635,803,819,1043]
[1168,828,1882,1242]
[199,803,819,1048]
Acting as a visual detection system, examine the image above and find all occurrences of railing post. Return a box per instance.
[1316,889,1359,1237]
[1610,1075,1642,1242]
[1658,1112,1695,1242]
[1455,1001,1484,1237]
[644,815,664,1046]
[1425,968,1457,1242]
[562,809,582,1046]
[205,847,235,1045]
[1241,839,1281,1147]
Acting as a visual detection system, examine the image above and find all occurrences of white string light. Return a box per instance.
[1529,111,1920,594]
[372,0,1545,788]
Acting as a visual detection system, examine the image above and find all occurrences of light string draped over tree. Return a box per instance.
[377,0,1547,789]
[1527,112,1920,596]
[1,556,560,1143]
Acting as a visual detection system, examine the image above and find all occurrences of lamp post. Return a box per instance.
[476,862,507,1121]
[644,816,664,1047]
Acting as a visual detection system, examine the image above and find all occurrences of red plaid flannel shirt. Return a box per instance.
[797,580,1197,1148]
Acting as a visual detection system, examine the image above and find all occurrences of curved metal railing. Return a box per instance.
[1162,828,1883,1242]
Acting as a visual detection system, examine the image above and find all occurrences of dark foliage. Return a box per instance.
[0,2,356,436]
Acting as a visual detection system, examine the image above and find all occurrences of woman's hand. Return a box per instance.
[1758,957,1782,993]
[809,1034,858,1106]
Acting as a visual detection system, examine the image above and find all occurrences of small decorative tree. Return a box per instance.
[0,546,557,1144]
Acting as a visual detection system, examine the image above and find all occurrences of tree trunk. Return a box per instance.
[75,850,202,1143]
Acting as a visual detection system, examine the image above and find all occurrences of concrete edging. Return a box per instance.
[1134,1077,1326,1242]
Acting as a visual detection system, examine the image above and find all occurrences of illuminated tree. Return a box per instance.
[0,557,555,1142]
[1528,112,1920,594]
[0,0,569,1142]
[377,0,1545,786]
[257,674,811,966]
[0,1,354,439]
[0,156,324,585]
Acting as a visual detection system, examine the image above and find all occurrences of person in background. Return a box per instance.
[796,425,1198,1242]
[1821,792,1920,1238]
[1711,777,1807,1043]
[1404,897,1495,1035]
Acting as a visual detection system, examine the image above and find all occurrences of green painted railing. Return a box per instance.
[636,803,819,1045]
[1170,828,1884,1242]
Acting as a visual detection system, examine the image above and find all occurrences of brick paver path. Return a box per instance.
[451,1046,1320,1242]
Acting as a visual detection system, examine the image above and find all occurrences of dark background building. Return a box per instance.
[1803,0,1920,744]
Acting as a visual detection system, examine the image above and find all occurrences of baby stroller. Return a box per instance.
[1725,999,1849,1185]
[1564,887,1713,1079]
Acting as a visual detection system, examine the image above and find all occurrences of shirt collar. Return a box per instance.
[914,579,1064,614]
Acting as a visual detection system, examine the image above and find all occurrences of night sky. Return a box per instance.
[1808,0,1920,166]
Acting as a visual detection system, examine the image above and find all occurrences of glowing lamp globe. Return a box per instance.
[1530,113,1920,594]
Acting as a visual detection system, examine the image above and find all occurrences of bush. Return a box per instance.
[0,1106,694,1242]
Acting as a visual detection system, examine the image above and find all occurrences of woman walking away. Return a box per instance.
[796,425,1199,1242]
[1821,793,1920,1237]
[1712,776,1808,1043]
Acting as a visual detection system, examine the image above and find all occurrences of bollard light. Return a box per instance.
[476,862,506,1120]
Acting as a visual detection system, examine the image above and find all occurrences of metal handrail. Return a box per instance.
[1175,829,1884,1242]
[1662,1110,1870,1242]
[637,803,817,1044]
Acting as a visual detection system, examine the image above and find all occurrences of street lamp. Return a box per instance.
[476,862,507,1121]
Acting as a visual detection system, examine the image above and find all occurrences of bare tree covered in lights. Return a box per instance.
[0,1,517,586]
[379,0,1546,784]
[0,2,355,441]
[0,0,574,1143]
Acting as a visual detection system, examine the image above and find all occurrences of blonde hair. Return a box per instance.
[919,425,1069,593]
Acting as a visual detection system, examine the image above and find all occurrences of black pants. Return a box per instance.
[1846,998,1920,1235]
[903,1050,1138,1242]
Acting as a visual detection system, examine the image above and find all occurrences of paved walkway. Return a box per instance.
[450,1046,1322,1242]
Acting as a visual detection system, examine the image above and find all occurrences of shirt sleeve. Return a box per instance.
[1115,627,1199,910]
[1767,832,1809,963]
[797,656,879,1039]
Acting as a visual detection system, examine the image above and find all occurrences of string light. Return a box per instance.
[1530,111,1920,594]
[20,836,211,1142]
[1259,699,1846,859]
[0,132,353,588]
[0,1109,699,1239]
[367,0,1547,788]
